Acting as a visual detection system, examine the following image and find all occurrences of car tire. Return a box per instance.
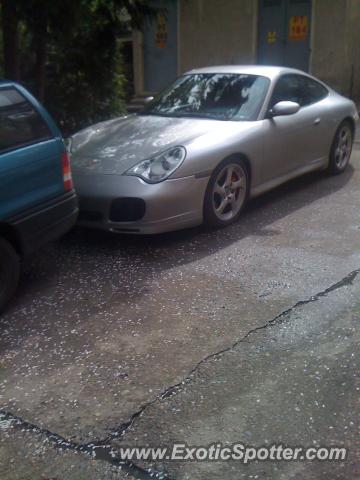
[203,157,249,228]
[328,120,353,175]
[0,238,20,313]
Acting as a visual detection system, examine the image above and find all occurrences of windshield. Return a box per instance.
[141,73,270,121]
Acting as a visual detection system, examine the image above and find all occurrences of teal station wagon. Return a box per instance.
[0,81,78,312]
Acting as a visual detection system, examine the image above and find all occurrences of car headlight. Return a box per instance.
[124,146,186,184]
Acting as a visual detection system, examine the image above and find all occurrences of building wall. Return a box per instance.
[134,0,360,98]
[179,0,257,73]
[346,0,360,98]
[310,0,360,97]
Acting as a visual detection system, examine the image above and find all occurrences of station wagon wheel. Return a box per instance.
[204,158,249,228]
[328,121,353,174]
[0,238,20,313]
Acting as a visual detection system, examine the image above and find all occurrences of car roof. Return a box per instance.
[0,79,16,86]
[184,65,307,80]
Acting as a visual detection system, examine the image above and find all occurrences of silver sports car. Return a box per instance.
[71,66,358,234]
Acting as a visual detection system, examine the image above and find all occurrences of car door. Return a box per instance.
[261,73,329,183]
[0,86,64,219]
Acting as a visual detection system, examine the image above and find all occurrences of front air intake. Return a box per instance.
[109,198,146,222]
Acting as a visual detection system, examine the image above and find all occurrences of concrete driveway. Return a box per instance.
[1,146,360,479]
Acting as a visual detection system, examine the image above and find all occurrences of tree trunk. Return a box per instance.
[1,0,20,80]
[34,31,47,102]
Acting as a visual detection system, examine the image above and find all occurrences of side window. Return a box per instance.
[270,75,303,108]
[270,74,328,109]
[301,77,328,106]
[0,88,52,154]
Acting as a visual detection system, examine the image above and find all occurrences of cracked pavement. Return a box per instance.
[1,147,360,479]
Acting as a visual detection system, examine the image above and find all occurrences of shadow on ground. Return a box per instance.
[5,165,354,317]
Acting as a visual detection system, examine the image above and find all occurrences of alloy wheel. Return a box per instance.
[212,163,247,222]
[334,124,352,170]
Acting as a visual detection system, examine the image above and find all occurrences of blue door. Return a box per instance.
[284,0,312,71]
[143,0,178,93]
[257,0,311,72]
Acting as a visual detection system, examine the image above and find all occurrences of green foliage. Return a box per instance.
[0,0,158,135]
[45,47,127,136]
[43,3,129,135]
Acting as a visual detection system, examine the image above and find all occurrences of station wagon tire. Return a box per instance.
[203,158,249,228]
[0,238,20,313]
[328,120,353,175]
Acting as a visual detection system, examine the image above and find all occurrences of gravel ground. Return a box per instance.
[1,146,360,479]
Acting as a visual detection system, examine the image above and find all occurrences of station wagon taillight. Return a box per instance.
[62,151,73,191]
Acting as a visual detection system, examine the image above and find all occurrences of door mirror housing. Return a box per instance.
[144,96,154,104]
[269,101,300,117]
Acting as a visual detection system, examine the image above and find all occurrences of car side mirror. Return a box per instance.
[269,101,300,117]
[144,96,154,104]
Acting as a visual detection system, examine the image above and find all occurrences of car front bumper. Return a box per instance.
[73,173,210,234]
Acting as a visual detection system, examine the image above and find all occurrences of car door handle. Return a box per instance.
[314,118,321,125]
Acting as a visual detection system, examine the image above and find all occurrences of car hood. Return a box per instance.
[71,114,233,175]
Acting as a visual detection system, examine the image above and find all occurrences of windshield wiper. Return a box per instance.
[138,111,174,117]
[138,110,230,121]
[171,111,229,120]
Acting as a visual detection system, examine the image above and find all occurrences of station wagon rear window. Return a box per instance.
[0,87,52,153]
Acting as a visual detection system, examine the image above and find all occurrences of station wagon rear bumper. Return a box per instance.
[11,191,78,255]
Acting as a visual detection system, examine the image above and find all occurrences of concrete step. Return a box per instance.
[126,95,154,113]
[126,103,144,113]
